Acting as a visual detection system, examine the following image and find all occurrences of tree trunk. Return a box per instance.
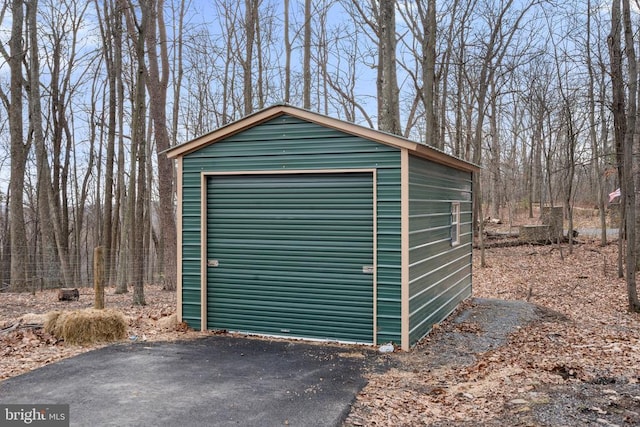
[8,0,29,291]
[489,86,501,219]
[378,0,401,135]
[26,0,57,288]
[171,0,185,144]
[95,0,121,286]
[144,0,177,291]
[131,5,147,306]
[420,0,437,147]
[113,0,126,286]
[119,0,149,305]
[622,0,640,311]
[243,0,255,115]
[303,0,311,109]
[254,2,264,110]
[586,1,607,246]
[284,0,291,103]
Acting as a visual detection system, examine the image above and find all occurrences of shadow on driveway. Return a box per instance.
[0,336,383,427]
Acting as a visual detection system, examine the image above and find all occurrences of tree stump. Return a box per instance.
[541,206,563,240]
[519,225,551,243]
[58,288,80,301]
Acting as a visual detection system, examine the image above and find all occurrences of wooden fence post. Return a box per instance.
[94,246,105,309]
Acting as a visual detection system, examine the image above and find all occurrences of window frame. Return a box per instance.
[451,202,461,246]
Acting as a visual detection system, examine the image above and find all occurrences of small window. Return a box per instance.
[451,202,460,246]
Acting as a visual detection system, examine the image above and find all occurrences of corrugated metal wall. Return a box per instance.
[407,155,473,345]
[181,115,402,344]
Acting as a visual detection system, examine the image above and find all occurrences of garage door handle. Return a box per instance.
[207,259,219,267]
[362,266,374,274]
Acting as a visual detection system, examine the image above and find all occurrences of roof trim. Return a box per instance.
[165,104,479,173]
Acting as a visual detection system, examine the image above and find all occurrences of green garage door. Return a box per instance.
[206,172,374,343]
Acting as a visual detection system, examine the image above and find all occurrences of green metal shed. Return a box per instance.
[166,105,478,351]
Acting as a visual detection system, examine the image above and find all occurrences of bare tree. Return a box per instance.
[242,0,258,115]
[469,0,537,266]
[144,0,177,291]
[3,0,30,290]
[621,0,640,311]
[284,0,291,103]
[170,0,188,143]
[346,0,401,134]
[121,0,149,305]
[0,0,625,302]
[377,0,401,134]
[608,0,640,310]
[321,22,374,126]
[94,0,123,286]
[302,0,311,109]
[398,0,438,145]
[26,0,58,288]
[422,0,437,146]
[586,0,606,245]
[36,0,94,285]
[131,5,148,306]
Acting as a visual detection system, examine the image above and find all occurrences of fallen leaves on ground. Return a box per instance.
[345,240,640,426]
[0,285,209,381]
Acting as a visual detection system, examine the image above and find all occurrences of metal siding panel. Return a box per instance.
[180,167,203,328]
[410,265,472,314]
[410,226,454,248]
[180,115,402,344]
[408,155,473,345]
[409,276,472,342]
[183,154,400,170]
[409,239,469,265]
[376,312,402,344]
[409,246,472,282]
[206,173,375,343]
[190,137,398,158]
[376,169,402,344]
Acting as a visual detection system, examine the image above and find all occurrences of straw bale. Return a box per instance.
[44,311,64,337]
[44,309,127,345]
[20,313,47,325]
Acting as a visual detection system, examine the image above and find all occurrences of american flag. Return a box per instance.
[609,188,621,203]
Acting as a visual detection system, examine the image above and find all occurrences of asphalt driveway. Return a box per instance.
[0,336,380,427]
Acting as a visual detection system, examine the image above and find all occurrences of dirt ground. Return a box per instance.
[0,285,211,381]
[344,232,640,425]
[1,213,639,425]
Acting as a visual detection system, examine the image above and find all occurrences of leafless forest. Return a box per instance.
[0,0,637,308]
